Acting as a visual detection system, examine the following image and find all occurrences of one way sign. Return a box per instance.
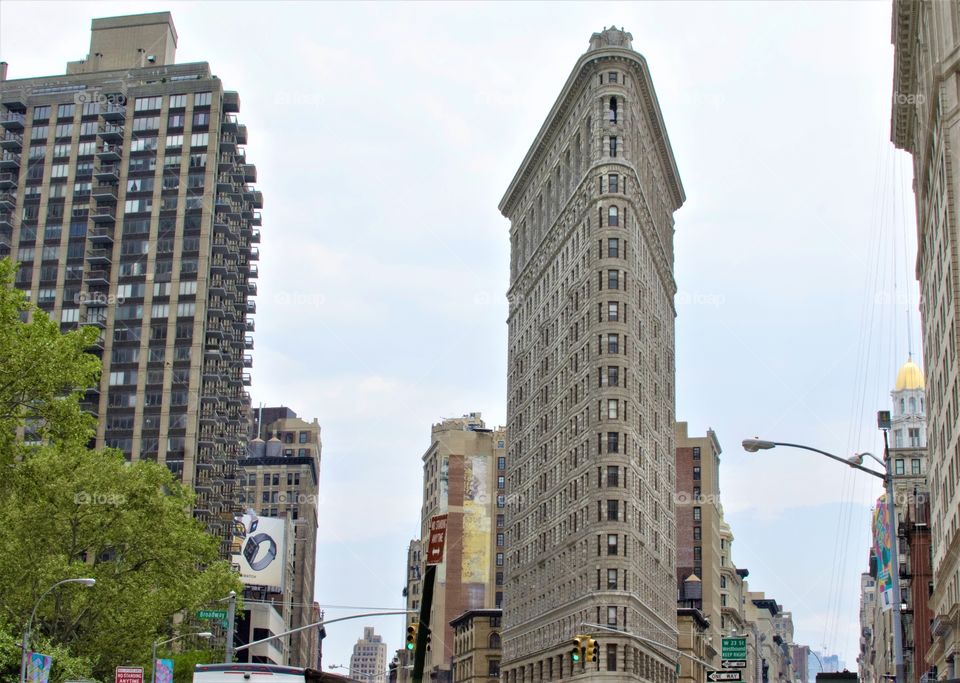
[707,671,742,682]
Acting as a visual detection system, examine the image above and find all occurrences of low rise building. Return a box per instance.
[450,609,503,683]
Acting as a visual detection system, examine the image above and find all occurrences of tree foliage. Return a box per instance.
[0,259,241,681]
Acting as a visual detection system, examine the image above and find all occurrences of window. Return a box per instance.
[721,594,728,607]
[169,94,188,109]
[496,514,504,529]
[607,499,618,521]
[607,366,619,386]
[33,106,50,121]
[31,125,48,141]
[607,568,618,589]
[193,112,210,127]
[607,534,618,555]
[909,427,921,446]
[497,494,505,508]
[609,173,619,193]
[497,456,506,471]
[607,606,617,626]
[693,486,701,500]
[194,92,212,107]
[165,134,184,149]
[694,546,702,561]
[608,206,619,226]
[609,136,618,157]
[134,96,162,111]
[608,237,619,258]
[168,113,186,129]
[607,333,619,354]
[607,466,619,487]
[495,552,503,566]
[608,71,618,84]
[693,526,701,541]
[895,459,905,475]
[607,399,619,420]
[496,532,504,547]
[693,446,701,459]
[693,466,701,481]
[180,281,198,296]
[190,132,209,148]
[607,302,620,323]
[607,432,619,453]
[606,644,618,671]
[912,458,922,475]
[54,123,73,138]
[497,475,505,489]
[488,661,500,677]
[693,506,701,521]
[60,308,79,323]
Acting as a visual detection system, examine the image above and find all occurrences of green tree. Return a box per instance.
[0,258,101,460]
[0,258,242,682]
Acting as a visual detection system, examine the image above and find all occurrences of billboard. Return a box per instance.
[461,456,491,602]
[873,494,894,611]
[232,509,287,589]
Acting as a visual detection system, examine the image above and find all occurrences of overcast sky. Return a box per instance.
[0,0,917,675]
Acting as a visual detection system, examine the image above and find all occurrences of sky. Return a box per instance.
[0,0,919,676]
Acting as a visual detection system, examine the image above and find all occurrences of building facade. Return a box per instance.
[675,422,723,667]
[350,627,387,683]
[241,407,322,667]
[501,25,685,681]
[404,413,506,682]
[891,1,960,675]
[450,609,503,683]
[0,11,261,554]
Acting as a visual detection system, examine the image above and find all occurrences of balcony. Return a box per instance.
[245,319,255,332]
[220,133,237,153]
[246,300,256,314]
[217,174,233,193]
[242,373,251,386]
[84,269,111,287]
[251,211,262,226]
[243,354,253,368]
[0,111,25,130]
[223,91,240,113]
[242,164,257,183]
[0,172,15,189]
[98,124,124,143]
[0,131,23,151]
[221,114,238,133]
[249,247,260,261]
[82,309,109,328]
[0,212,13,230]
[101,103,126,121]
[251,191,263,209]
[247,281,257,296]
[88,225,114,245]
[95,164,120,182]
[91,206,116,224]
[236,125,248,145]
[250,228,260,243]
[217,153,234,173]
[0,151,21,170]
[0,192,14,211]
[248,264,258,278]
[0,230,10,250]
[96,144,122,162]
[86,248,112,266]
[91,184,118,203]
[244,335,254,350]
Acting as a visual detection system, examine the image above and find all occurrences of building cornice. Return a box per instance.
[890,0,919,150]
[499,46,684,219]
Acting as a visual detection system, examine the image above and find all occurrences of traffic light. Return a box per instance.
[585,637,599,662]
[570,636,584,663]
[405,623,418,651]
[426,626,432,652]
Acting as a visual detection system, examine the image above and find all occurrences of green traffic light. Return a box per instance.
[572,653,580,662]
[406,642,414,650]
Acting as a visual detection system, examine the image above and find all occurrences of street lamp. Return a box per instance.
[20,578,96,683]
[151,632,213,683]
[741,437,904,683]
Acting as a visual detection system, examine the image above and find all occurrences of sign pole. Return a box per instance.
[411,564,436,683]
[225,591,236,664]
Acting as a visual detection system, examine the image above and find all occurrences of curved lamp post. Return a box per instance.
[741,437,904,683]
[151,632,213,683]
[20,578,96,683]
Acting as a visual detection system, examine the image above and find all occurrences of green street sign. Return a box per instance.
[197,610,227,620]
[722,638,747,660]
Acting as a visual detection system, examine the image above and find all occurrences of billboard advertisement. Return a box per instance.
[461,456,491,603]
[873,494,894,611]
[232,509,286,590]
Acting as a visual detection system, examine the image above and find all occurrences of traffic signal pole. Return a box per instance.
[411,564,437,683]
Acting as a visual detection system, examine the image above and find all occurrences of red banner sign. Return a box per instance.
[427,514,448,565]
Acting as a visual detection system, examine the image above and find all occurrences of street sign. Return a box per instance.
[722,637,747,660]
[426,514,448,565]
[197,609,227,620]
[722,660,747,669]
[115,667,144,683]
[708,671,742,682]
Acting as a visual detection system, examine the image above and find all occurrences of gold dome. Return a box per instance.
[895,359,925,391]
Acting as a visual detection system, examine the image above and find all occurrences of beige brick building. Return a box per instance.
[451,609,503,683]
[891,0,960,675]
[0,12,261,554]
[403,413,506,681]
[500,25,685,682]
[241,407,321,667]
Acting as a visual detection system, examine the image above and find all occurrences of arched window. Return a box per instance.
[909,397,917,413]
[609,96,618,124]
[608,206,619,227]
[900,399,905,413]
[490,632,501,649]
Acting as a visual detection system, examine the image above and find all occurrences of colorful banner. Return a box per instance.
[461,456,491,592]
[154,659,173,683]
[873,494,894,611]
[26,652,52,683]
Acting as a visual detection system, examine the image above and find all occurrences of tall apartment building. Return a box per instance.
[675,422,723,667]
[0,12,261,553]
[891,1,960,674]
[350,627,387,683]
[403,413,506,682]
[500,26,685,681]
[241,407,322,668]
